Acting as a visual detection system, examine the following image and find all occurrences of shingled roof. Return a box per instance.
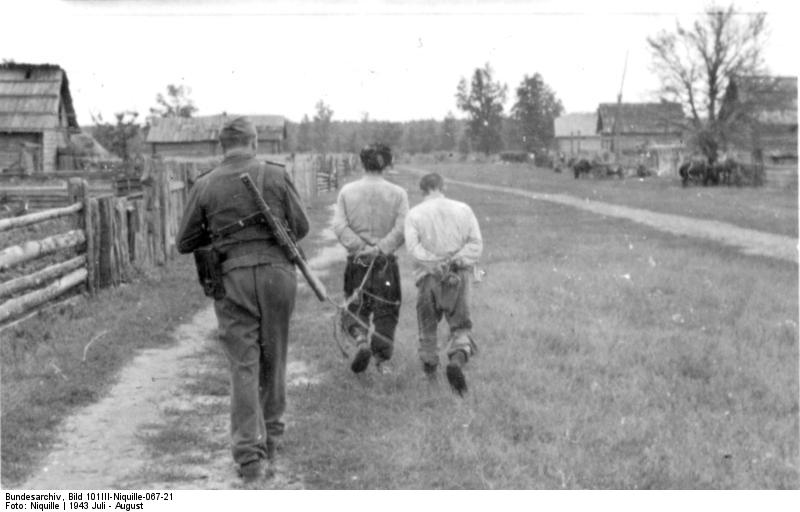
[0,62,79,132]
[596,102,684,135]
[146,114,286,143]
[554,113,598,137]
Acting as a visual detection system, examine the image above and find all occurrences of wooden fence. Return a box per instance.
[0,158,192,327]
[288,153,359,201]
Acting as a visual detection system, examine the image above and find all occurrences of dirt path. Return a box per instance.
[400,166,798,263]
[19,206,345,490]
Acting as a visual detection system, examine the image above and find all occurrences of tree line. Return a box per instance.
[91,4,775,166]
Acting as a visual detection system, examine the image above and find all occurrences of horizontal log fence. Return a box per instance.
[0,157,192,328]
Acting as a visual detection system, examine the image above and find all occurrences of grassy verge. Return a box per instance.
[411,161,798,238]
[0,258,208,486]
[281,167,798,488]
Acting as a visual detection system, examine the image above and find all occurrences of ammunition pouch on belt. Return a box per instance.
[193,245,226,300]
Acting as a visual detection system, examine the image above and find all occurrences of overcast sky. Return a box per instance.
[2,0,797,126]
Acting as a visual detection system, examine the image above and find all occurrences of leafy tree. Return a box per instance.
[647,4,768,161]
[439,112,459,152]
[296,114,312,152]
[312,100,334,152]
[91,111,142,161]
[150,84,197,118]
[456,63,508,155]
[511,73,564,152]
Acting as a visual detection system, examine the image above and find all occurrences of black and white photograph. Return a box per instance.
[0,0,797,500]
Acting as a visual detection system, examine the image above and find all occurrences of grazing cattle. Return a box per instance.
[572,158,593,179]
[679,158,711,187]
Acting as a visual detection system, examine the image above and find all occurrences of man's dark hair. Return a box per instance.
[419,173,444,194]
[360,143,392,172]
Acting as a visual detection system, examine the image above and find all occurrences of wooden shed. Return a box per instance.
[146,114,287,158]
[0,62,79,173]
[596,102,685,154]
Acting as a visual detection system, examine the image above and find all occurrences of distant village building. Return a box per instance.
[721,75,798,164]
[553,113,601,156]
[596,102,685,154]
[146,114,287,158]
[0,62,79,172]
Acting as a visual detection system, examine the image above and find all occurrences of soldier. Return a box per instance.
[332,144,409,374]
[404,173,483,396]
[176,116,309,482]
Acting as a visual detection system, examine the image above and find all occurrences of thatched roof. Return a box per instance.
[0,62,79,132]
[724,75,797,125]
[554,113,598,137]
[146,114,286,143]
[596,102,684,135]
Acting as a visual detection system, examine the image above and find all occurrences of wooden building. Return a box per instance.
[721,75,797,164]
[0,62,79,173]
[146,114,287,158]
[596,102,684,154]
[554,113,602,156]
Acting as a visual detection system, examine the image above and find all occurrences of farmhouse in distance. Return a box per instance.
[0,62,79,173]
[146,114,287,159]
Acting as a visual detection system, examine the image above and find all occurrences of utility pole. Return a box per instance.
[612,51,629,163]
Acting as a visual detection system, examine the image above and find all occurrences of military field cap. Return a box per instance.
[219,116,257,140]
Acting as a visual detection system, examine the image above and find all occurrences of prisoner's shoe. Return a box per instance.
[446,351,468,396]
[350,345,372,373]
[238,459,265,483]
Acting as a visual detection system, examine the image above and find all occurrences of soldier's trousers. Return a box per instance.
[213,263,296,465]
[342,254,401,361]
[416,269,475,366]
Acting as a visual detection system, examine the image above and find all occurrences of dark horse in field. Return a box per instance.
[571,158,623,179]
[679,158,720,187]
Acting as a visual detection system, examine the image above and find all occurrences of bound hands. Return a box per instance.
[356,244,381,259]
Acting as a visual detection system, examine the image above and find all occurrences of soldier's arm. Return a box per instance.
[376,188,409,254]
[282,171,310,241]
[452,206,483,266]
[176,179,209,254]
[332,190,368,252]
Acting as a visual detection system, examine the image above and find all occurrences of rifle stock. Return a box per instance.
[239,173,328,302]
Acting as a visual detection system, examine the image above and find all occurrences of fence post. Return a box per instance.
[67,178,97,294]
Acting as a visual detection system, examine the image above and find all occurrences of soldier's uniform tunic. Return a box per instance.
[177,148,309,467]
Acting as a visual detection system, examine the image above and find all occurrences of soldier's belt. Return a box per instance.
[212,212,265,239]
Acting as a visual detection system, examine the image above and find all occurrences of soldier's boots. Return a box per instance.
[238,459,265,483]
[446,350,468,397]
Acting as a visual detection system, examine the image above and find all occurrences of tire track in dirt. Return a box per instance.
[400,166,798,263]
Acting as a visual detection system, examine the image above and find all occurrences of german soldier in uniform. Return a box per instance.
[332,144,409,374]
[176,116,309,482]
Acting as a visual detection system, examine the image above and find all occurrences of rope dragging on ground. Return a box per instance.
[327,256,400,359]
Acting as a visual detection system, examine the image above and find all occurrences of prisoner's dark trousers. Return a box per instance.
[213,262,296,465]
[342,254,401,361]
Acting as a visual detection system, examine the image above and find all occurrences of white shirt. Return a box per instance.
[404,191,483,282]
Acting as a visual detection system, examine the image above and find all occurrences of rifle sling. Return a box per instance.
[210,164,270,240]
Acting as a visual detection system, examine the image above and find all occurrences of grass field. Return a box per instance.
[413,161,798,238]
[2,163,796,489]
[0,261,207,486]
[279,166,798,489]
